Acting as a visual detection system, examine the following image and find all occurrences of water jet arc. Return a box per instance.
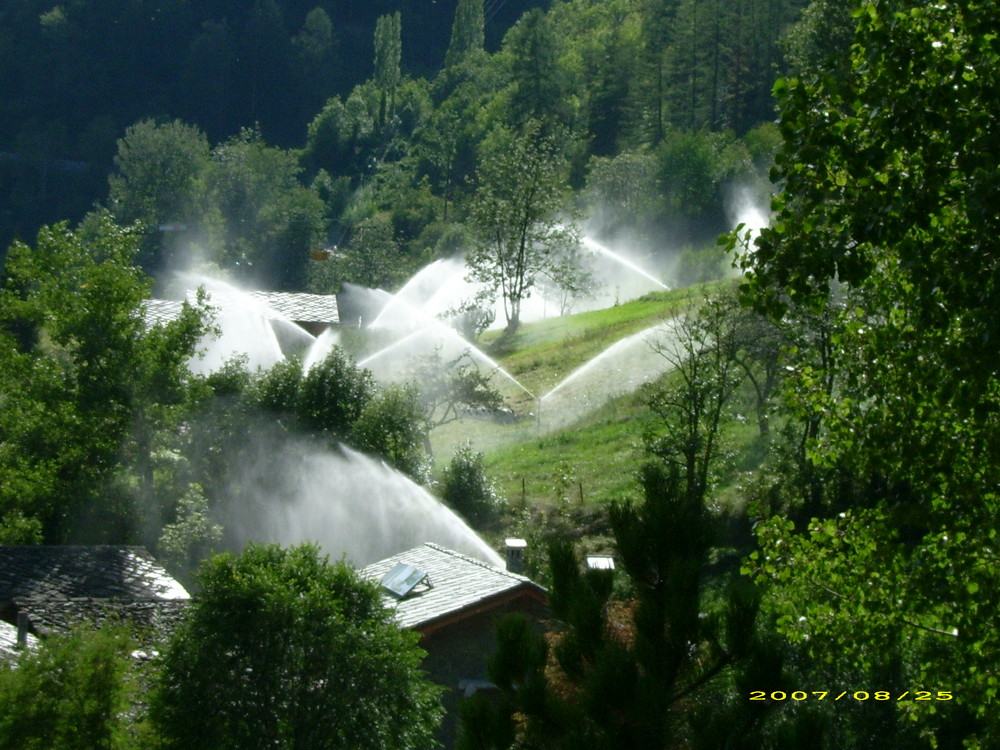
[581,237,670,291]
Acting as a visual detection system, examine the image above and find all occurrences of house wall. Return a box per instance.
[418,594,548,750]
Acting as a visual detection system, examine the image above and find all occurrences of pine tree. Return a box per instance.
[461,464,787,749]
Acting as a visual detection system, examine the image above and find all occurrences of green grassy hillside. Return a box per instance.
[429,282,732,516]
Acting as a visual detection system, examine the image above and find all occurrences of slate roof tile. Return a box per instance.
[0,546,191,648]
[250,291,340,324]
[0,619,38,661]
[360,543,545,630]
[13,597,191,643]
[143,292,339,327]
[0,545,189,602]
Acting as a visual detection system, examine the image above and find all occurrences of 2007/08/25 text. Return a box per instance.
[749,691,953,701]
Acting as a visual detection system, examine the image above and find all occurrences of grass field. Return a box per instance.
[427,282,738,511]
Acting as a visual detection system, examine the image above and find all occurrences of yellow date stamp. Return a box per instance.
[749,690,953,702]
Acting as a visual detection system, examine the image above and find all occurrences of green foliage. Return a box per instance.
[303,94,380,180]
[0,510,43,545]
[296,346,377,437]
[736,0,1000,743]
[498,9,574,130]
[337,215,407,290]
[439,294,497,341]
[205,128,327,288]
[656,128,761,243]
[150,543,443,750]
[241,349,430,479]
[0,214,208,542]
[465,463,784,749]
[781,0,857,80]
[468,121,586,333]
[107,119,211,270]
[157,483,223,583]
[248,355,302,416]
[583,149,661,244]
[406,349,505,433]
[352,384,428,479]
[645,293,749,504]
[2,0,796,258]
[445,0,485,69]
[441,441,501,526]
[107,121,326,286]
[107,119,211,229]
[374,13,403,126]
[0,624,142,750]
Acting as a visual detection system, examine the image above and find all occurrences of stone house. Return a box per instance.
[0,545,191,652]
[361,542,548,749]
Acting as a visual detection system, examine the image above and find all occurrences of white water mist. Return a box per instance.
[219,435,503,568]
[538,319,681,432]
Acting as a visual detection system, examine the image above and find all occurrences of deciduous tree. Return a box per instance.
[445,0,485,69]
[738,0,1000,743]
[467,122,587,334]
[0,214,207,542]
[150,543,443,750]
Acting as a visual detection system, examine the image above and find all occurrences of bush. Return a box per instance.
[0,624,142,750]
[441,442,501,527]
[351,384,428,480]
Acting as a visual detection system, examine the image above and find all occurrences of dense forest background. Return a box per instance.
[1,0,807,276]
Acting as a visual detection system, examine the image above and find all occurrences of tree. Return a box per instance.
[206,128,327,289]
[150,543,443,750]
[780,0,857,81]
[157,482,223,584]
[737,0,1000,743]
[499,10,572,129]
[0,214,207,543]
[0,624,142,750]
[292,7,339,121]
[351,383,427,479]
[645,293,749,505]
[107,119,210,271]
[373,12,402,131]
[296,346,377,438]
[445,0,485,69]
[441,441,501,527]
[461,464,784,749]
[338,215,407,290]
[636,0,681,143]
[467,122,587,333]
[403,348,505,455]
[583,150,661,245]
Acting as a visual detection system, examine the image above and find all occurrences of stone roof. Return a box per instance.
[0,619,38,661]
[250,291,339,324]
[11,597,191,641]
[0,545,189,602]
[360,543,546,632]
[142,291,339,327]
[0,546,191,646]
[142,298,185,327]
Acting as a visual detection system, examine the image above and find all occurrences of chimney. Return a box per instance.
[504,538,527,574]
[16,612,29,649]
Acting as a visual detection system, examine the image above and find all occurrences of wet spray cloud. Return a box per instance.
[725,183,771,244]
[217,428,503,567]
